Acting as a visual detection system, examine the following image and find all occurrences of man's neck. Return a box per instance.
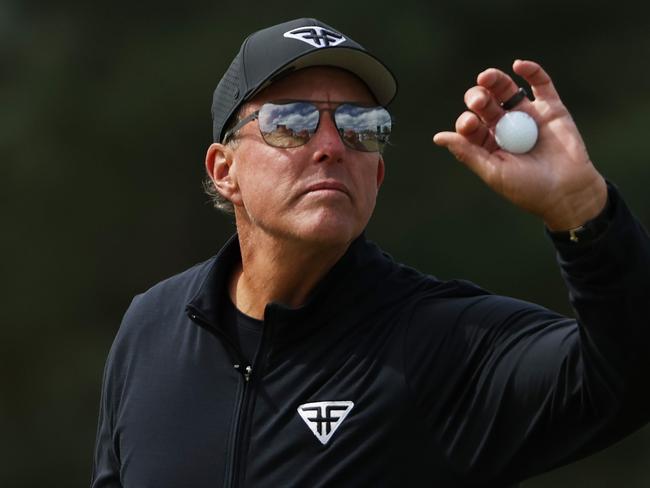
[229,227,352,320]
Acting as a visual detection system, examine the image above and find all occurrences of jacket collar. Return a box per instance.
[186,231,393,340]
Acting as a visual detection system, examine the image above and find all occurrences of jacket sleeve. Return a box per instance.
[90,295,144,488]
[403,183,650,485]
[90,347,123,488]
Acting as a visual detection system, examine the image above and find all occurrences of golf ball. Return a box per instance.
[494,111,538,154]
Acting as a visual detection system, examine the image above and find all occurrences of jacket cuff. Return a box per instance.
[546,181,645,275]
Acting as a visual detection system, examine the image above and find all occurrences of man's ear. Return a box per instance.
[376,155,385,191]
[205,143,242,206]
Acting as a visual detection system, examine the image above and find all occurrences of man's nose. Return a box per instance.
[310,112,345,164]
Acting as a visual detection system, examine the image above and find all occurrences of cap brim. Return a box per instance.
[250,47,398,107]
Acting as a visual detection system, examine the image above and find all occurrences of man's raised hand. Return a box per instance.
[433,59,607,231]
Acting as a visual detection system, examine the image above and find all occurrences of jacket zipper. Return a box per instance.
[226,363,253,488]
[229,314,274,488]
[225,363,252,488]
[187,309,252,488]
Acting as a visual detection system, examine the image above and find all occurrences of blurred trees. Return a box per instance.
[1,0,648,486]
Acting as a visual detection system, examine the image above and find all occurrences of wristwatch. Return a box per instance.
[547,196,613,244]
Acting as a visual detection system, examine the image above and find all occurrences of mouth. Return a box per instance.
[304,181,350,197]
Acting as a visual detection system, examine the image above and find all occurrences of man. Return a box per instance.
[92,18,650,487]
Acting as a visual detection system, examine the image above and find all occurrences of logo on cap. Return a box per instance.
[283,26,346,48]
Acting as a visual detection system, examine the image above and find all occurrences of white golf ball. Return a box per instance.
[494,111,539,154]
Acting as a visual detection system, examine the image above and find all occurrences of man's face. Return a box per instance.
[225,66,385,247]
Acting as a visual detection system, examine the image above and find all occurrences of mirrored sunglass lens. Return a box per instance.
[258,102,319,148]
[334,105,391,152]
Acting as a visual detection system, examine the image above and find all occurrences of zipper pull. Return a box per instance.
[233,364,253,382]
[243,365,253,382]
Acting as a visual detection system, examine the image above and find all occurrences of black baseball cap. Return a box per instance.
[211,18,398,143]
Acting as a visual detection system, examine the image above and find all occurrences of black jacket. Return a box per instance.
[92,185,650,487]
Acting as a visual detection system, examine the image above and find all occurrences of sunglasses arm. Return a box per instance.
[222,111,260,143]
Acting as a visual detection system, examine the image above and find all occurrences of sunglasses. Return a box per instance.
[223,100,392,153]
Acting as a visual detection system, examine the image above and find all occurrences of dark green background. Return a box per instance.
[2,0,648,486]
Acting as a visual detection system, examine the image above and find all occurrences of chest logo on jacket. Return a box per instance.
[297,401,354,445]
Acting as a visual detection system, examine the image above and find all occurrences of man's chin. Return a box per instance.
[290,214,363,248]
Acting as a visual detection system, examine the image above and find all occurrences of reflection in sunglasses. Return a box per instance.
[262,127,312,148]
[257,101,391,151]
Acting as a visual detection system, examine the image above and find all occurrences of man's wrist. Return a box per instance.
[546,188,613,244]
[542,175,608,232]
